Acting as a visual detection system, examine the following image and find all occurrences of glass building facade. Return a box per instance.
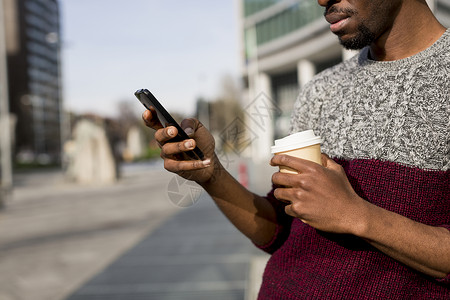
[436,0,450,26]
[4,0,62,164]
[246,1,321,44]
[243,0,283,16]
[244,0,323,61]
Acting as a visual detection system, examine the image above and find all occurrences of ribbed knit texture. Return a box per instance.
[257,29,450,299]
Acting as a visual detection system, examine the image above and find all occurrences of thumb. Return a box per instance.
[180,118,202,137]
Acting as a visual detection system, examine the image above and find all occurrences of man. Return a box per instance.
[143,0,449,298]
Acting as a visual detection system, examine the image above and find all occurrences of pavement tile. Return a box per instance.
[66,195,264,300]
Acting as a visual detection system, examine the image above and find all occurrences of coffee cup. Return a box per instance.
[271,130,322,174]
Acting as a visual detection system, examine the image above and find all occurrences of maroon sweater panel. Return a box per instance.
[257,158,449,299]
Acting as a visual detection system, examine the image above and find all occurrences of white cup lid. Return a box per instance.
[271,130,322,154]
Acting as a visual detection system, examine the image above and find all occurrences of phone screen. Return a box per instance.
[134,89,205,160]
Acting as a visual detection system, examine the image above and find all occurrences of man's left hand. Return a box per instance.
[271,154,368,235]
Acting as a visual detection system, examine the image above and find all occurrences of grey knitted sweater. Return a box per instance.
[290,29,450,171]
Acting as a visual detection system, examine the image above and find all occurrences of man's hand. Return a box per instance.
[142,108,219,184]
[270,154,368,235]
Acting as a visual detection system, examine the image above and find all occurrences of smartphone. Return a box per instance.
[134,89,204,160]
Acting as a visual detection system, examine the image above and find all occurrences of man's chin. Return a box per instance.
[338,33,374,50]
[339,37,366,50]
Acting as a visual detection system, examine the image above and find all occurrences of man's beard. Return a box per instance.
[338,24,376,50]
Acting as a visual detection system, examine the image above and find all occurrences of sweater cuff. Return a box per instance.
[253,223,283,254]
[253,186,293,254]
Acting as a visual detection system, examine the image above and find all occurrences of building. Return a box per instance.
[1,0,13,203]
[238,0,450,161]
[3,0,62,164]
[436,0,450,25]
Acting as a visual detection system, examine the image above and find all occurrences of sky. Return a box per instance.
[59,0,241,118]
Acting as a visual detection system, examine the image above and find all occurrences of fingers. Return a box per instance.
[275,186,304,200]
[272,171,298,188]
[270,154,320,174]
[153,125,205,161]
[164,157,211,172]
[274,186,310,224]
[273,186,296,204]
[284,204,308,224]
[161,138,197,157]
[271,155,322,190]
[154,126,179,145]
[153,126,197,158]
[142,108,163,130]
[271,153,339,174]
[149,116,202,145]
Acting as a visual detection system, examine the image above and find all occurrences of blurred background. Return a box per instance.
[0,0,448,299]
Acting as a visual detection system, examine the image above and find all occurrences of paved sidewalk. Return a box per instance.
[0,162,180,300]
[66,193,267,300]
[0,159,272,300]
[64,157,274,300]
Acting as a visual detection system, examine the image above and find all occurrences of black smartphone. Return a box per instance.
[134,89,204,160]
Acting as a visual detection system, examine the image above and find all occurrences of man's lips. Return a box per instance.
[325,13,350,33]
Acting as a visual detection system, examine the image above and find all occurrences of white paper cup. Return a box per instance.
[271,130,322,174]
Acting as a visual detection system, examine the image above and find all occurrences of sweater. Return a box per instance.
[257,29,450,299]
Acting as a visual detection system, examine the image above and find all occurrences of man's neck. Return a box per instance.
[369,1,446,61]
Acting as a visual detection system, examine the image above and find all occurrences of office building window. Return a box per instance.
[437,0,450,15]
[244,0,323,61]
[272,71,299,139]
[244,0,283,16]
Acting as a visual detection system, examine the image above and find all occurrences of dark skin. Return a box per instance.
[319,0,446,60]
[143,0,450,279]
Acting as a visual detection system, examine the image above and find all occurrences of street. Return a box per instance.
[0,161,269,300]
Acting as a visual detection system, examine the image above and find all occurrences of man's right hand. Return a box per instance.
[142,108,220,184]
[143,109,279,248]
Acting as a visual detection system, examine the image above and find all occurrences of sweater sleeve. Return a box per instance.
[254,185,293,254]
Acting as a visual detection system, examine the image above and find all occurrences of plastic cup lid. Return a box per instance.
[271,130,322,154]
